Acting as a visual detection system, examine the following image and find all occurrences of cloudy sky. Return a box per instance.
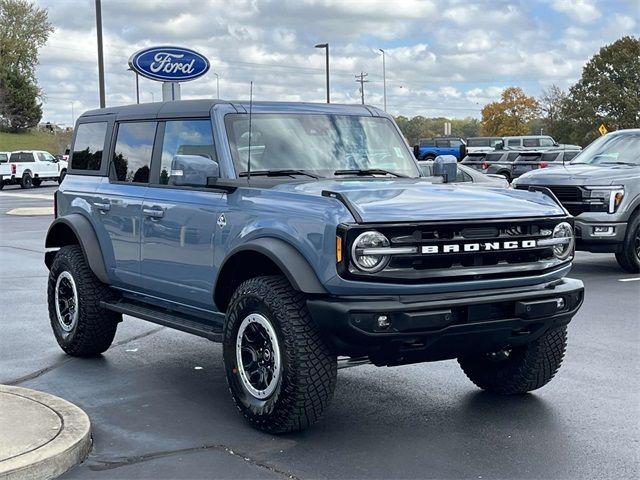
[34,0,638,127]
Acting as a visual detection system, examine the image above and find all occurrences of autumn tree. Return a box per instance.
[0,0,53,131]
[481,87,539,136]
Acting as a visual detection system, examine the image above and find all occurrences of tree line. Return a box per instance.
[396,36,639,148]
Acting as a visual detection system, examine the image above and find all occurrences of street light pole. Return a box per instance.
[70,102,74,126]
[94,0,106,108]
[379,49,386,112]
[127,67,140,104]
[315,43,330,103]
[214,73,220,99]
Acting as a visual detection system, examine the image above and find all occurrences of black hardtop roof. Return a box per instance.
[79,99,381,121]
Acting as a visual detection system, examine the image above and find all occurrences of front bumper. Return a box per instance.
[307,278,584,366]
[575,218,627,253]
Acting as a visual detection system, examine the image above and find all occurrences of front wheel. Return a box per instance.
[223,275,337,433]
[615,212,640,273]
[58,169,67,184]
[458,327,568,394]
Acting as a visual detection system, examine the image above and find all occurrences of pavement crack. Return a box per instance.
[4,326,165,386]
[88,444,299,478]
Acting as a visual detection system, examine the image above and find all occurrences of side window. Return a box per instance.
[37,152,46,162]
[11,152,34,162]
[158,120,216,186]
[0,154,7,163]
[44,152,56,162]
[540,137,555,147]
[450,139,463,147]
[523,138,539,147]
[507,152,520,162]
[456,169,472,182]
[112,122,157,183]
[507,139,520,147]
[435,139,448,148]
[71,122,107,171]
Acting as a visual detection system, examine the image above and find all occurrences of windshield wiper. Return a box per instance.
[333,168,408,178]
[599,161,637,166]
[238,169,321,179]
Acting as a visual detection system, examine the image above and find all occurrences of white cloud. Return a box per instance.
[551,0,602,24]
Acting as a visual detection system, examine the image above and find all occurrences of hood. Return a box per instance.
[272,178,564,223]
[514,163,640,186]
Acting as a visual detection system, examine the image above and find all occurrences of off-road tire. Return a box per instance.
[615,211,640,273]
[223,275,337,433]
[47,245,120,356]
[58,169,67,184]
[422,154,436,161]
[0,181,4,190]
[458,327,568,394]
[20,172,32,189]
[32,178,42,187]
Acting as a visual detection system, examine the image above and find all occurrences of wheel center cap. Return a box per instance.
[263,349,271,361]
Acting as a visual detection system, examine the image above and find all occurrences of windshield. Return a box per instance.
[571,133,640,166]
[225,114,420,177]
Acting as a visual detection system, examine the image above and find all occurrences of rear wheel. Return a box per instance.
[458,327,567,394]
[47,245,120,356]
[615,212,640,273]
[223,275,337,433]
[422,154,436,161]
[20,172,32,189]
[499,171,512,182]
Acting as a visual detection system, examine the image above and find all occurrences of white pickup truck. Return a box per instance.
[0,150,68,189]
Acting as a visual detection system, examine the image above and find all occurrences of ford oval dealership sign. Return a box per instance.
[128,46,210,82]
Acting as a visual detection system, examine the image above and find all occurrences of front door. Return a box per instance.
[140,119,225,310]
[37,152,59,177]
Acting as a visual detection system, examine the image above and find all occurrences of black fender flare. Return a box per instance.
[216,237,327,295]
[45,214,110,284]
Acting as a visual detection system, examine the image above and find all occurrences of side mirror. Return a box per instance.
[433,155,457,183]
[495,141,504,150]
[170,154,219,187]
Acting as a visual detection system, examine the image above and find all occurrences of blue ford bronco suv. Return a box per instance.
[45,100,584,433]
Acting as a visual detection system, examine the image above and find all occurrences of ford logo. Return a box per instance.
[128,46,210,82]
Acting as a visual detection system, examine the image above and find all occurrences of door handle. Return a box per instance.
[143,207,164,218]
[93,201,110,212]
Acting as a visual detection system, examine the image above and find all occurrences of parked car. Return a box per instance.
[0,152,10,190]
[418,159,509,187]
[44,100,583,433]
[413,137,466,161]
[0,150,68,189]
[500,135,581,151]
[511,149,581,179]
[465,136,502,154]
[514,129,640,272]
[461,151,521,181]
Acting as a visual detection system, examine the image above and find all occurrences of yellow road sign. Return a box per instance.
[598,123,608,136]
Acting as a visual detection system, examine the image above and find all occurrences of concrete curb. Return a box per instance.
[0,385,91,480]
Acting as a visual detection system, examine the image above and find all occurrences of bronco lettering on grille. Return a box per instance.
[421,239,537,254]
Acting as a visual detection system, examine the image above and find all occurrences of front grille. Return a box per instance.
[340,218,569,284]
[515,185,588,216]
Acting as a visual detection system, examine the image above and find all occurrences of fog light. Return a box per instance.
[593,226,615,236]
[556,298,565,310]
[376,315,391,329]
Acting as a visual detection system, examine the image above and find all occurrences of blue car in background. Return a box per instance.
[414,137,466,161]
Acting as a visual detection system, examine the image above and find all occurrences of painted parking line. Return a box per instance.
[618,277,640,282]
[6,207,54,216]
[0,192,54,200]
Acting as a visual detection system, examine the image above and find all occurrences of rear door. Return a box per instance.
[140,118,224,310]
[93,121,157,288]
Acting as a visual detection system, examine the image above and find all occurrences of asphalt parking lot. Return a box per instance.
[1,184,638,480]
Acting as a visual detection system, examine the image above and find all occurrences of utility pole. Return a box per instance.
[214,73,220,99]
[95,0,106,108]
[315,43,330,103]
[379,49,386,111]
[355,72,369,105]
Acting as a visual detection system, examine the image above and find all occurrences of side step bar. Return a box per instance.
[101,299,223,342]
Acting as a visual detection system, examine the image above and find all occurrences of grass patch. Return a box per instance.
[0,130,73,155]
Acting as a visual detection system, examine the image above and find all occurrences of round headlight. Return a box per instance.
[552,222,574,260]
[351,231,390,273]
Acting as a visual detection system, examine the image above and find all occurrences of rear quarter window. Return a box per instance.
[71,122,108,171]
[10,152,34,162]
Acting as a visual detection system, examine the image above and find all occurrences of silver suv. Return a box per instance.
[514,129,640,272]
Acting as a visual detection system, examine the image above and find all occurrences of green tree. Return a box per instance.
[560,36,640,145]
[0,0,53,130]
[481,87,540,136]
[0,68,42,131]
